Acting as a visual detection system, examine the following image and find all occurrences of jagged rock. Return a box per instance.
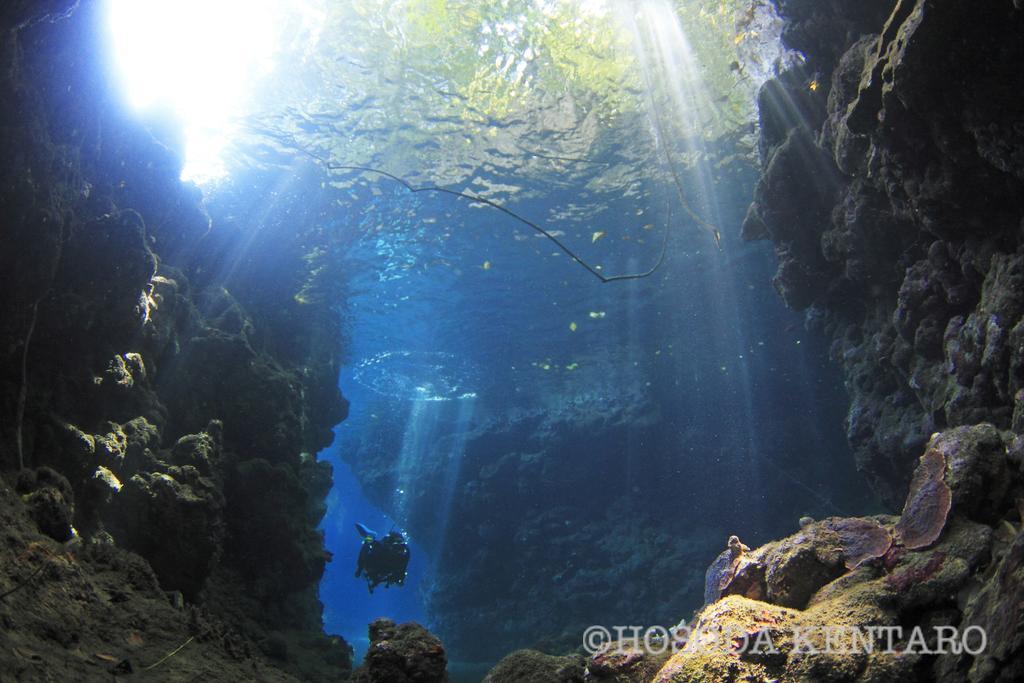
[170,422,221,476]
[746,0,1024,512]
[952,527,1024,681]
[161,327,305,464]
[932,425,1011,523]
[0,3,348,678]
[354,619,447,683]
[54,209,157,341]
[754,64,827,162]
[198,286,255,339]
[16,466,74,541]
[105,464,225,600]
[91,465,122,494]
[746,125,841,310]
[945,253,1024,427]
[756,522,846,608]
[484,649,585,683]
[223,458,326,594]
[1014,391,1024,434]
[120,415,162,474]
[822,34,876,175]
[703,535,749,604]
[586,641,671,683]
[895,446,952,549]
[771,0,896,75]
[94,424,128,471]
[827,517,893,569]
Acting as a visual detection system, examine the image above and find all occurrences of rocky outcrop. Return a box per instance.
[484,649,587,683]
[0,2,351,680]
[574,424,1019,682]
[746,0,1024,505]
[353,618,448,683]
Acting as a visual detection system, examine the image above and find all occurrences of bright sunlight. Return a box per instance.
[106,0,322,183]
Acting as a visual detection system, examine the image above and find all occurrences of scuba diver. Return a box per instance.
[354,523,410,594]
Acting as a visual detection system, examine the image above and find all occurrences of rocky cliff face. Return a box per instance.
[0,3,352,679]
[745,0,1024,506]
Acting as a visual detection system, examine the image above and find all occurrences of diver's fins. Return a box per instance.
[355,522,377,539]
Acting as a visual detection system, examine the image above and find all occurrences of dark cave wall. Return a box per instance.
[1,2,350,677]
[745,0,1024,506]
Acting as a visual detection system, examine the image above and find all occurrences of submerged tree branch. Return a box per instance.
[288,140,671,283]
[323,162,671,283]
[142,636,195,672]
[0,561,45,602]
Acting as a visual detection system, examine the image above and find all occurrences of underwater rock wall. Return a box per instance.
[0,3,350,679]
[347,393,718,661]
[745,0,1024,505]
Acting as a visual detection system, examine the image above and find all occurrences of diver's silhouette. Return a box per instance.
[354,523,410,594]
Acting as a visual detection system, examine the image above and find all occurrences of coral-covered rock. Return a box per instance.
[110,416,158,470]
[484,649,585,683]
[894,424,1012,552]
[951,527,1024,681]
[54,209,157,341]
[161,326,304,464]
[895,446,952,550]
[747,0,1024,511]
[703,535,750,604]
[887,516,992,612]
[223,458,327,595]
[105,463,225,600]
[657,513,992,682]
[935,425,1011,523]
[827,517,893,569]
[585,641,670,683]
[170,422,221,476]
[16,466,74,541]
[653,596,801,683]
[756,523,845,608]
[354,619,447,683]
[721,555,768,604]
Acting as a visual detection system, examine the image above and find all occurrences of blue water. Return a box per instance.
[318,450,427,662]
[311,164,871,664]
[96,0,875,669]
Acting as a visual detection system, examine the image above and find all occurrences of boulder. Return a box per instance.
[354,619,447,683]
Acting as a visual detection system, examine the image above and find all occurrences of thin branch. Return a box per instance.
[0,561,45,601]
[515,144,612,166]
[631,13,723,251]
[142,636,195,672]
[325,162,671,283]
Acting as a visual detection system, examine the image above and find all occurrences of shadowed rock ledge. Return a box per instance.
[745,0,1024,506]
[0,2,356,680]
